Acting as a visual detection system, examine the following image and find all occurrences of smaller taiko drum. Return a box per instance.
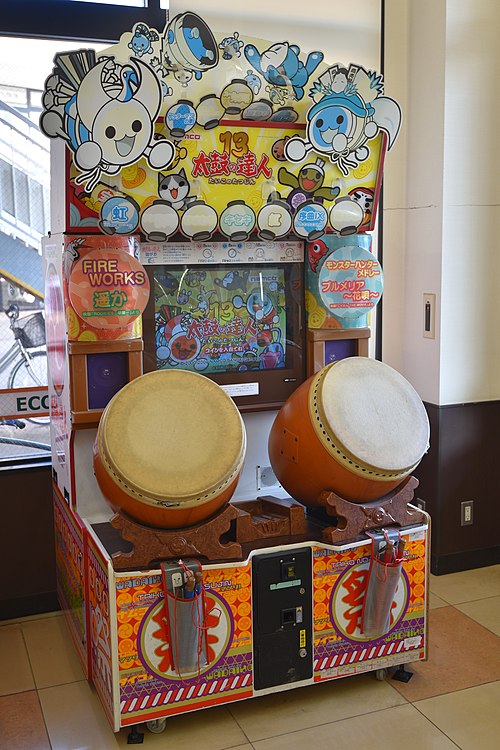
[93,370,246,529]
[268,357,429,506]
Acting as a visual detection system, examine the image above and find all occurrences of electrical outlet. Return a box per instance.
[256,465,280,491]
[461,500,474,526]
[414,497,426,511]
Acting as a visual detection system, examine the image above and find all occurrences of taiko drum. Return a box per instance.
[268,357,429,506]
[93,370,246,528]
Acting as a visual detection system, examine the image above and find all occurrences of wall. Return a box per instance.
[383,0,500,572]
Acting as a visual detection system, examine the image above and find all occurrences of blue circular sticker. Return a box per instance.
[318,245,384,322]
[166,101,196,136]
[293,201,328,239]
[100,196,139,235]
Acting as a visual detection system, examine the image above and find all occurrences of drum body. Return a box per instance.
[268,358,429,506]
[93,370,246,528]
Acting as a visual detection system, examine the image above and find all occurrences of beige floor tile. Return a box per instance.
[429,592,448,609]
[229,672,405,741]
[0,624,35,696]
[40,679,249,750]
[415,680,500,750]
[22,613,85,689]
[39,680,120,750]
[0,690,50,749]
[252,704,457,750]
[430,565,500,604]
[116,705,248,749]
[456,595,500,636]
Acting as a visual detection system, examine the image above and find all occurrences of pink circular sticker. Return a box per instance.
[68,248,150,330]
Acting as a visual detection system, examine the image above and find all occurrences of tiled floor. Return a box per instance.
[1,565,499,749]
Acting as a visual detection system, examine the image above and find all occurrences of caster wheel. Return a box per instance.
[374,668,388,681]
[146,718,167,734]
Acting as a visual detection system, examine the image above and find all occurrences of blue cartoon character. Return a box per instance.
[285,63,402,176]
[219,32,244,60]
[244,70,261,95]
[162,12,219,81]
[40,51,174,191]
[128,23,159,58]
[244,41,323,100]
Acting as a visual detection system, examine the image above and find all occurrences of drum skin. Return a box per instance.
[93,447,240,528]
[268,361,429,506]
[93,370,246,529]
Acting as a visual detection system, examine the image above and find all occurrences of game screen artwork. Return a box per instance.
[153,266,287,374]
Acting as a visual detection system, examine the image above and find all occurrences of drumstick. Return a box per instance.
[397,537,406,559]
[381,541,394,564]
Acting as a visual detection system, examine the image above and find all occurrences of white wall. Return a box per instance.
[173,0,381,69]
[440,0,500,403]
[383,0,445,405]
[383,0,500,406]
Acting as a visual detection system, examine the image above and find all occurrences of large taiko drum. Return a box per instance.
[93,370,246,529]
[268,357,429,506]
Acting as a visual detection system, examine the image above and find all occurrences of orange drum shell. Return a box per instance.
[268,376,406,506]
[93,442,240,529]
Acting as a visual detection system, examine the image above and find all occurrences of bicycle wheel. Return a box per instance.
[8,352,49,425]
[8,351,48,388]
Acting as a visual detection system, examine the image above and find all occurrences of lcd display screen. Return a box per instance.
[153,266,287,374]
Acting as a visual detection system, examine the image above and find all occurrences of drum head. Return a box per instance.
[99,370,245,503]
[316,358,429,473]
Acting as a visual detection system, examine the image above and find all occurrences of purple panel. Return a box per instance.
[86,352,128,410]
[324,339,356,365]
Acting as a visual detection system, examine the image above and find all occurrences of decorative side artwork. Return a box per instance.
[40,10,401,244]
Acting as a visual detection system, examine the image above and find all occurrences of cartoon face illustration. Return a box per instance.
[307,239,329,273]
[219,32,244,60]
[159,315,202,366]
[170,332,201,362]
[40,53,174,191]
[244,70,261,94]
[128,23,159,58]
[244,42,323,100]
[246,290,276,323]
[173,69,193,87]
[158,168,195,211]
[285,64,402,176]
[271,136,290,161]
[278,159,339,212]
[349,187,375,226]
[92,97,154,165]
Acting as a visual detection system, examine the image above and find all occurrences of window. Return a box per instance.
[0,159,14,216]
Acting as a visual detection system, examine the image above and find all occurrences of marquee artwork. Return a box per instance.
[40,10,401,243]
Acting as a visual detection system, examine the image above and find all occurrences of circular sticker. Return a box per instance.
[68,247,150,330]
[318,245,383,323]
[330,561,409,643]
[293,200,328,240]
[257,200,292,240]
[219,201,256,241]
[166,100,196,137]
[138,590,234,681]
[100,196,140,235]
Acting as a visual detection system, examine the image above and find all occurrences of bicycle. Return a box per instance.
[0,419,51,453]
[0,303,47,389]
